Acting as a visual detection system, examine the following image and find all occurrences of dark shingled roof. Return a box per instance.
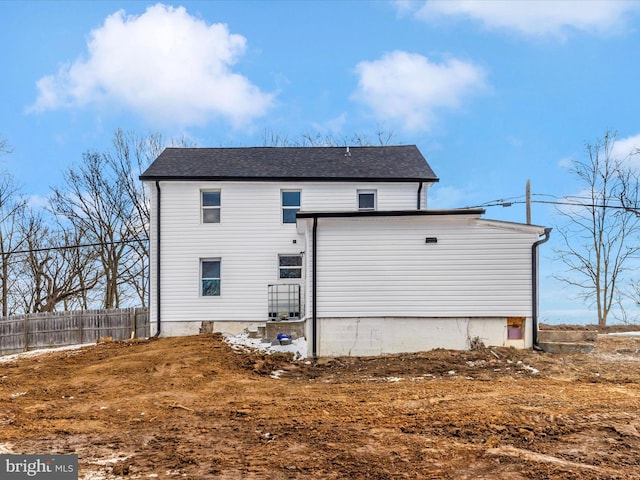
[139,145,438,182]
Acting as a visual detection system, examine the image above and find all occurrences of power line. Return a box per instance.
[467,197,635,210]
[9,238,148,256]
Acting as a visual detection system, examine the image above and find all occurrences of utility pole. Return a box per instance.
[526,179,531,225]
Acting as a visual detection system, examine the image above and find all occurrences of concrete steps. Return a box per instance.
[537,329,597,354]
[537,341,595,354]
[249,320,306,343]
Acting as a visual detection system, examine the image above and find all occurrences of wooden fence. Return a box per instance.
[0,307,149,356]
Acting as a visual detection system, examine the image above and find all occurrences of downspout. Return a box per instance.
[312,216,318,360]
[153,181,162,338]
[531,227,552,350]
[417,181,423,210]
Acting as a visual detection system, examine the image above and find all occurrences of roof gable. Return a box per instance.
[139,145,438,182]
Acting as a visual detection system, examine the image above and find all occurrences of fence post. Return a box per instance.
[23,314,29,353]
[78,311,84,345]
[131,308,137,339]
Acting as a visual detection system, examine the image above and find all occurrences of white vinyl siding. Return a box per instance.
[308,215,541,318]
[145,179,435,330]
[299,182,425,211]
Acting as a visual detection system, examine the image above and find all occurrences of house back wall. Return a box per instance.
[303,215,543,354]
[146,180,426,335]
[312,216,538,318]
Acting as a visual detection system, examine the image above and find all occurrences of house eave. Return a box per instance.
[295,208,485,220]
[139,175,440,183]
[476,218,547,235]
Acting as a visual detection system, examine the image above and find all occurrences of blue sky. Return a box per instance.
[2,0,640,324]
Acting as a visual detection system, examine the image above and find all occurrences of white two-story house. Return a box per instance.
[140,145,550,358]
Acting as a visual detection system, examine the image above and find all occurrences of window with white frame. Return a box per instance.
[281,190,300,224]
[358,189,377,211]
[201,259,221,296]
[202,190,221,223]
[279,254,302,279]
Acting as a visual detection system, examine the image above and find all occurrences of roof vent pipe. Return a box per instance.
[345,146,351,157]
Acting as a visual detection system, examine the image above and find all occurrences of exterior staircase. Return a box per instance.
[537,329,597,354]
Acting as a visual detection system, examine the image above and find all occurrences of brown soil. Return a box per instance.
[539,323,640,333]
[1,333,640,479]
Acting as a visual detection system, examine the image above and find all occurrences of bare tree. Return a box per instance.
[105,129,194,306]
[612,138,640,311]
[261,129,290,147]
[18,212,100,312]
[50,130,194,309]
[50,152,131,309]
[106,130,160,307]
[0,136,11,155]
[0,173,27,316]
[261,127,397,147]
[554,131,640,325]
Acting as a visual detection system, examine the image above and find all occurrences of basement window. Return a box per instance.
[507,317,524,340]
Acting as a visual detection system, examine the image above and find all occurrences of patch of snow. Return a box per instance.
[602,331,640,337]
[0,344,93,363]
[366,376,405,383]
[90,455,131,466]
[223,332,308,359]
[0,444,14,454]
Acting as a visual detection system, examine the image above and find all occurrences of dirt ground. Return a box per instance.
[1,331,640,479]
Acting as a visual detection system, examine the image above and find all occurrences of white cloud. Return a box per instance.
[558,133,640,170]
[27,194,52,210]
[352,51,486,131]
[29,3,274,127]
[613,133,640,161]
[410,0,639,37]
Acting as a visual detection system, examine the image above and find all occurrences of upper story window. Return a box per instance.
[202,190,221,223]
[358,189,377,211]
[201,259,221,296]
[281,190,300,224]
[279,254,302,279]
